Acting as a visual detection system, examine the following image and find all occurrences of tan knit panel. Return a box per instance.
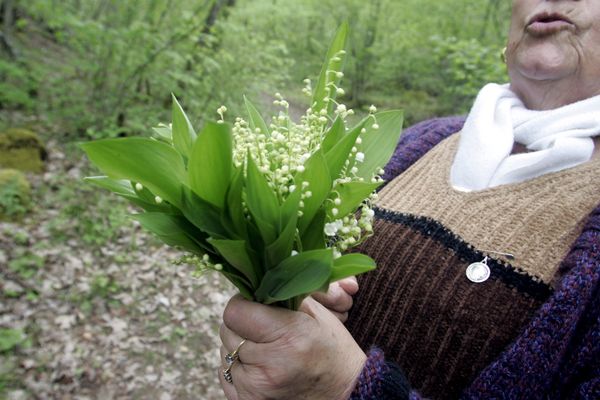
[377,134,600,284]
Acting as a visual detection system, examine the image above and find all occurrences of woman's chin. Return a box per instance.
[514,44,577,81]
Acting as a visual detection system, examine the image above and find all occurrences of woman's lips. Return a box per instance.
[526,13,574,36]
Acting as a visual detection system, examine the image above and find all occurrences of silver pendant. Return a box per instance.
[466,256,491,283]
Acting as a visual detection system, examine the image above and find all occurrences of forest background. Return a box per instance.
[0,0,510,398]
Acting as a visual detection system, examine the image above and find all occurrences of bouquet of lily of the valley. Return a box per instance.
[81,23,403,310]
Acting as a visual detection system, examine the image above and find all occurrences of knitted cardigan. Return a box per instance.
[348,117,600,400]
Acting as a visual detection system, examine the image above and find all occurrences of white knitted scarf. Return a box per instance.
[450,83,600,191]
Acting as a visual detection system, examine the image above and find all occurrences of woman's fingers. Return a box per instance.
[218,363,239,400]
[337,276,359,295]
[311,282,354,313]
[223,295,304,343]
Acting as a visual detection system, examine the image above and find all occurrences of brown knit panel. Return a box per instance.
[376,134,600,285]
[346,218,548,400]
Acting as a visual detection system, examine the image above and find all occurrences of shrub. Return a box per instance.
[0,169,31,221]
[0,128,46,172]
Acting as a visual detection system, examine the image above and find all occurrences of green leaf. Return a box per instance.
[180,186,228,238]
[312,22,349,115]
[300,208,326,250]
[225,166,247,238]
[80,137,186,208]
[84,176,135,196]
[245,155,280,244]
[354,111,404,180]
[280,187,301,231]
[266,211,298,270]
[133,213,206,254]
[321,116,346,154]
[324,119,367,181]
[188,121,233,208]
[330,253,376,282]
[222,271,254,301]
[171,94,197,159]
[296,150,332,235]
[328,181,380,219]
[84,176,172,212]
[152,124,172,142]
[244,96,270,137]
[207,239,259,288]
[321,117,345,154]
[255,249,333,304]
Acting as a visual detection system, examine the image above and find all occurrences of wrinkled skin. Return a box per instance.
[507,0,600,110]
[218,294,365,400]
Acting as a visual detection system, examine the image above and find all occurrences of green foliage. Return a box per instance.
[2,0,511,140]
[432,36,508,114]
[0,169,31,221]
[46,177,129,249]
[0,128,46,173]
[8,248,44,279]
[81,25,400,309]
[0,59,36,110]
[0,329,26,353]
[90,274,121,299]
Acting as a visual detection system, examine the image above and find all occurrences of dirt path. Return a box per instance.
[1,142,236,399]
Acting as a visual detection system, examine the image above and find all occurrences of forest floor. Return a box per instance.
[1,139,236,399]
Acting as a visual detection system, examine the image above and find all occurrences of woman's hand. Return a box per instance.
[311,277,359,322]
[219,294,366,400]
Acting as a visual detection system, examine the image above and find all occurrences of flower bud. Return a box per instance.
[135,183,143,191]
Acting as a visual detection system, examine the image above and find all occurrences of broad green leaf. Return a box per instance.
[188,121,233,208]
[180,186,228,238]
[296,150,332,235]
[80,137,186,208]
[225,167,247,239]
[171,94,197,159]
[312,22,349,115]
[330,253,376,282]
[324,119,367,181]
[280,187,301,232]
[300,208,326,251]
[84,176,135,196]
[328,181,380,219]
[152,124,172,142]
[354,111,404,180]
[222,271,254,301]
[84,176,173,212]
[245,155,279,245]
[133,213,206,254]
[255,249,333,304]
[244,96,270,137]
[207,239,259,288]
[321,117,345,153]
[266,211,298,270]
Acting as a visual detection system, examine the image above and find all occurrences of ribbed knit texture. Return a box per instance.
[350,348,410,400]
[346,117,600,400]
[378,133,600,284]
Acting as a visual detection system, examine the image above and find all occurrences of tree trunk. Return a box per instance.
[1,0,16,59]
[351,0,381,107]
[198,0,236,47]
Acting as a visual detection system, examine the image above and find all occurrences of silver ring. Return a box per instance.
[224,338,246,366]
[222,339,246,384]
[223,367,233,384]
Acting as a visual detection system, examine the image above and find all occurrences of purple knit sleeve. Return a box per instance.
[382,116,466,182]
[349,348,411,400]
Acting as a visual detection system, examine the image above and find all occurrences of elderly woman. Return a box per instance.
[219,0,600,398]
